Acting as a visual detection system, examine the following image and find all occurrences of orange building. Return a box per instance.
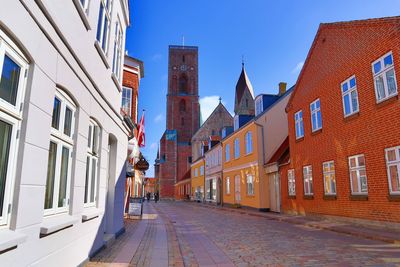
[281,17,400,223]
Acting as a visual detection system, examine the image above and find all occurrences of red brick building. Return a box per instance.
[281,16,400,223]
[156,46,200,199]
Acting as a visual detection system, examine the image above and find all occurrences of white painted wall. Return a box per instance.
[0,0,130,266]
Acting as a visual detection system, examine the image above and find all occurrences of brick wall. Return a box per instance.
[282,18,400,223]
[122,67,139,123]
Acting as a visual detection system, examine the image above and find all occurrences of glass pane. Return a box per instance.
[358,156,365,167]
[90,158,96,203]
[389,165,399,193]
[92,126,99,154]
[96,3,104,42]
[312,113,317,130]
[387,149,396,162]
[351,171,359,193]
[44,142,57,209]
[0,55,20,106]
[351,90,358,112]
[58,147,70,207]
[342,83,348,93]
[343,94,351,115]
[316,100,320,109]
[84,157,90,204]
[102,16,109,50]
[88,125,92,148]
[386,69,397,95]
[0,120,12,217]
[375,75,385,100]
[349,158,356,168]
[384,54,393,67]
[360,174,368,193]
[317,111,322,129]
[373,61,381,74]
[52,98,61,130]
[64,107,73,136]
[350,77,356,88]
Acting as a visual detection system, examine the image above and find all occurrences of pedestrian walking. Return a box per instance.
[155,191,159,203]
[146,192,150,202]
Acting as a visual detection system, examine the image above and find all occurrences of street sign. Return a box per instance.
[128,197,143,216]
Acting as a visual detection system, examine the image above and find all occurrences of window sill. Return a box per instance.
[295,137,304,143]
[94,41,110,69]
[350,195,368,201]
[343,112,359,122]
[111,73,122,92]
[376,94,398,108]
[0,229,27,253]
[82,208,102,222]
[303,195,314,200]
[323,195,337,200]
[72,0,91,30]
[388,194,400,202]
[40,215,78,237]
[311,128,322,136]
[246,194,255,198]
[288,195,296,199]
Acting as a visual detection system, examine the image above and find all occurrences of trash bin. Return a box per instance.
[128,197,143,217]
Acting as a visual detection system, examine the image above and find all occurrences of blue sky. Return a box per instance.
[125,0,399,177]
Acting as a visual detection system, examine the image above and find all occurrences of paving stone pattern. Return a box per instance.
[87,202,400,267]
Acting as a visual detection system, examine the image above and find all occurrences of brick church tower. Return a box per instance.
[156,45,200,198]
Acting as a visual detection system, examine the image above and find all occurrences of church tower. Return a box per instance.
[157,45,200,199]
[234,63,255,116]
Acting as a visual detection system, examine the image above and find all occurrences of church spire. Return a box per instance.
[234,63,255,116]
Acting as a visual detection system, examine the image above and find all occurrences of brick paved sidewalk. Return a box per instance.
[193,202,400,244]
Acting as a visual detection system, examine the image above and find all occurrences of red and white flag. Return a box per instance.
[137,112,145,147]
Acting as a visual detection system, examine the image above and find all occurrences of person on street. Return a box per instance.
[155,191,159,203]
[146,192,150,202]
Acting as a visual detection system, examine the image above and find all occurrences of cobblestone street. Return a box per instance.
[88,202,400,267]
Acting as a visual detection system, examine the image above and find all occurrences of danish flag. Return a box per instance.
[137,112,145,147]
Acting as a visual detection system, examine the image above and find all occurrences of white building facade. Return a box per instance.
[0,0,131,266]
[205,143,222,204]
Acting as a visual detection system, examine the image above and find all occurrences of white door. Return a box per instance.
[234,175,241,204]
[269,173,281,212]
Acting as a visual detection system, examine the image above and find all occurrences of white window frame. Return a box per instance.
[303,165,313,196]
[85,119,101,207]
[225,144,230,162]
[226,177,230,194]
[45,90,76,216]
[121,86,132,116]
[79,0,90,14]
[200,165,204,176]
[348,154,368,195]
[255,97,263,116]
[0,32,28,226]
[341,75,359,117]
[96,0,112,53]
[288,169,295,196]
[310,99,322,132]
[234,138,240,159]
[372,51,398,103]
[246,174,254,195]
[294,110,304,139]
[112,18,123,81]
[323,161,336,195]
[245,131,253,155]
[385,146,400,195]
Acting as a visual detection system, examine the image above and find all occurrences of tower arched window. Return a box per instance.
[179,74,188,94]
[179,99,186,112]
[181,117,185,126]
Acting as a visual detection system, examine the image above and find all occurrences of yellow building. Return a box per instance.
[191,157,205,201]
[222,122,268,210]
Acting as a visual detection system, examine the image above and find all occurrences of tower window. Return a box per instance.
[179,74,188,94]
[179,99,186,111]
[181,117,185,126]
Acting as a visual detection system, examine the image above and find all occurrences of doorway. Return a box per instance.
[234,175,241,204]
[269,173,281,212]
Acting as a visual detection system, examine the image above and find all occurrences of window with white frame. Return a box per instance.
[303,165,313,195]
[234,115,239,131]
[96,0,112,52]
[112,19,123,80]
[121,87,132,116]
[225,144,230,162]
[234,138,240,159]
[79,0,90,14]
[245,131,253,154]
[246,174,254,195]
[200,165,204,176]
[348,154,368,195]
[372,52,397,102]
[385,146,400,194]
[310,99,322,132]
[85,119,100,206]
[323,161,336,195]
[194,168,198,177]
[226,177,230,194]
[0,31,28,226]
[255,97,263,116]
[294,110,304,139]
[288,169,295,196]
[341,76,359,117]
[45,90,76,215]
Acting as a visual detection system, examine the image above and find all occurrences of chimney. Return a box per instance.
[279,82,287,96]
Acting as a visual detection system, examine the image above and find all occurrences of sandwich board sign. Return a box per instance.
[128,197,142,216]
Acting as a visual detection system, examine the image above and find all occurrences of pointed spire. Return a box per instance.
[234,62,255,116]
[219,97,222,103]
